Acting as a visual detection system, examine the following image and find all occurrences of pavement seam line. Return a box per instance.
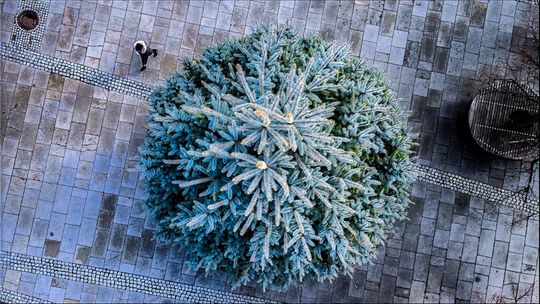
[414,164,539,214]
[1,43,537,215]
[0,286,52,303]
[0,43,153,100]
[0,251,276,303]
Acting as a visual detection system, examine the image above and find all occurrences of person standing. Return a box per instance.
[134,40,158,71]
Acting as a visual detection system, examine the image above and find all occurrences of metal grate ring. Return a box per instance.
[468,80,539,161]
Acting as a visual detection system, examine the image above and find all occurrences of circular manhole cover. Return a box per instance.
[17,9,39,31]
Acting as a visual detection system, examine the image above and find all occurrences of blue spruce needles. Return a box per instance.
[140,25,415,290]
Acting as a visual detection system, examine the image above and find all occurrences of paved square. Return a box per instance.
[1,0,539,303]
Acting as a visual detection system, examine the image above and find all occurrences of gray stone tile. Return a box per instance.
[434,229,450,249]
[97,210,114,230]
[442,260,460,288]
[359,41,376,60]
[389,46,405,65]
[363,24,379,43]
[91,229,109,258]
[412,0,428,17]
[107,223,127,252]
[113,205,131,225]
[104,166,124,194]
[446,240,463,260]
[46,210,66,241]
[109,140,128,167]
[28,218,48,248]
[449,223,466,242]
[58,166,76,186]
[86,108,105,136]
[462,235,479,263]
[465,27,482,54]
[506,252,523,273]
[60,224,80,254]
[44,239,61,258]
[409,280,425,303]
[70,246,91,264]
[525,220,539,247]
[441,2,457,22]
[413,77,429,97]
[152,245,170,271]
[471,274,488,296]
[469,2,487,27]
[478,229,495,257]
[15,207,35,236]
[80,293,97,302]
[522,245,538,266]
[413,253,430,282]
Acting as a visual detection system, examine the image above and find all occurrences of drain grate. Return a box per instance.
[469,80,539,161]
[16,9,39,31]
[10,0,48,51]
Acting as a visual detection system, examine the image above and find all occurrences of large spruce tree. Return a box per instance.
[140,25,414,290]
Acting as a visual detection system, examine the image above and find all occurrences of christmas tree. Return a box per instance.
[139,25,415,290]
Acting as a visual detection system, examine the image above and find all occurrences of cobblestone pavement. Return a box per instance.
[1,0,539,303]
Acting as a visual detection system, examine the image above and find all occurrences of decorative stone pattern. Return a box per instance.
[0,287,51,303]
[0,43,152,100]
[415,164,539,214]
[9,0,48,51]
[0,251,274,303]
[0,44,536,215]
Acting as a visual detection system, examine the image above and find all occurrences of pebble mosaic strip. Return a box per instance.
[414,164,539,214]
[10,0,48,52]
[0,251,275,304]
[0,287,50,303]
[0,43,153,100]
[1,43,536,215]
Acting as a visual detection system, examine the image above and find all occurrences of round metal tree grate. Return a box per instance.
[469,80,539,161]
[17,9,39,31]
